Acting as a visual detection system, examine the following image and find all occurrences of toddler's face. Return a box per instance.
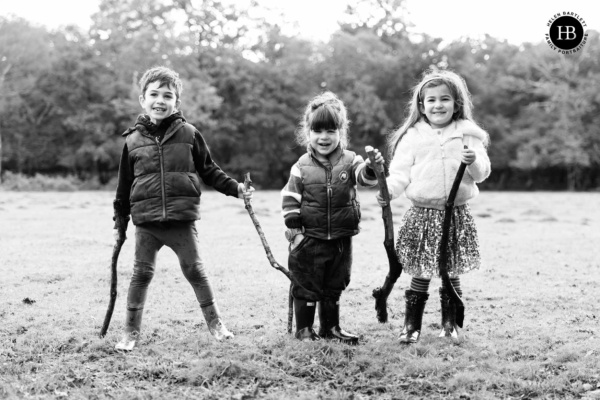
[309,128,340,158]
[139,81,179,125]
[420,84,455,129]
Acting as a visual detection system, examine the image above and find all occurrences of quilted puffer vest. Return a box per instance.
[297,149,361,240]
[126,121,202,224]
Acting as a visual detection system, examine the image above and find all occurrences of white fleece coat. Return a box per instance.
[386,119,491,210]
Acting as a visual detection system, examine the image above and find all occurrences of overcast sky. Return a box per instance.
[1,0,599,45]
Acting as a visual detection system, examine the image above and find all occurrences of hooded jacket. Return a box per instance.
[386,119,491,210]
[115,112,239,225]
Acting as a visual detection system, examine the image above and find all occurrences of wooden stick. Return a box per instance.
[438,147,468,327]
[243,173,295,333]
[99,236,125,337]
[366,146,403,323]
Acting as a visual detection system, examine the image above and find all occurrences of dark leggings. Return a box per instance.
[126,221,215,311]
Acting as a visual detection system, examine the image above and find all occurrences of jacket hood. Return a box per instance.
[456,120,489,147]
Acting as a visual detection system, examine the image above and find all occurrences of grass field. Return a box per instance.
[1,189,599,399]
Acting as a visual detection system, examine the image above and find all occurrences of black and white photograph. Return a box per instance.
[1,0,599,398]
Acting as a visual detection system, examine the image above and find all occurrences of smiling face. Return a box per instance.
[139,81,179,125]
[420,84,456,129]
[309,128,340,159]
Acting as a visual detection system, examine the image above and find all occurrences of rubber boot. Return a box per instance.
[399,290,429,344]
[438,287,460,338]
[294,299,320,341]
[115,307,144,351]
[318,299,358,345]
[201,303,234,341]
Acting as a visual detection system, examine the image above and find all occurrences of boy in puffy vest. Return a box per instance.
[112,66,253,351]
[282,91,384,344]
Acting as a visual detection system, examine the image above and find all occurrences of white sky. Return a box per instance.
[1,0,599,45]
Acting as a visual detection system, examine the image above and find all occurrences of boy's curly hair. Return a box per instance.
[139,66,183,102]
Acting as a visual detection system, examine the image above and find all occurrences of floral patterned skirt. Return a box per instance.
[396,204,480,278]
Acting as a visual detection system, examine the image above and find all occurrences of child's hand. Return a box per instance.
[238,183,255,200]
[113,213,129,241]
[461,148,476,165]
[375,191,388,207]
[365,148,385,168]
[290,233,304,251]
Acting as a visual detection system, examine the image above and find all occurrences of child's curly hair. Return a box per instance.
[138,66,183,103]
[295,91,350,149]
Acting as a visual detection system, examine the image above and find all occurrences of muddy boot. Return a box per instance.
[294,299,320,341]
[115,307,144,351]
[318,299,358,345]
[201,303,234,341]
[438,287,460,338]
[399,290,429,344]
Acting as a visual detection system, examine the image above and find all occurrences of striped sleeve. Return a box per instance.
[353,155,378,187]
[281,163,304,228]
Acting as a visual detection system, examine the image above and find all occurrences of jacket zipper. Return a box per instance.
[440,135,460,199]
[440,142,447,198]
[156,137,167,220]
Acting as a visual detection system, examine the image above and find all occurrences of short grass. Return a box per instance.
[1,189,599,399]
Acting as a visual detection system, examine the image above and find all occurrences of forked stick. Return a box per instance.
[366,146,403,323]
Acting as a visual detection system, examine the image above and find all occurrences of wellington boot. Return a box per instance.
[115,307,143,351]
[318,299,358,345]
[115,332,139,351]
[399,290,429,344]
[438,287,460,338]
[293,299,320,341]
[201,303,234,341]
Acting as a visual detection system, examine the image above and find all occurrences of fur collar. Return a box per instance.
[413,119,489,146]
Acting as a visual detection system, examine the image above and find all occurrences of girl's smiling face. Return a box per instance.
[309,128,340,159]
[139,81,179,125]
[420,84,456,129]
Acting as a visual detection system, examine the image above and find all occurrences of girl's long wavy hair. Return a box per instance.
[388,69,476,155]
[295,91,350,150]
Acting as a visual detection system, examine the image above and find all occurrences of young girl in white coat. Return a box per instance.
[380,69,491,343]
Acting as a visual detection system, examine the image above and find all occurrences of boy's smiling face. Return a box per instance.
[139,81,179,125]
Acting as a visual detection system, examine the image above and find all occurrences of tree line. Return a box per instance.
[1,0,599,190]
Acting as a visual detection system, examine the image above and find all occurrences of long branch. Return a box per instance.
[243,173,293,282]
[365,146,400,272]
[243,173,301,334]
[366,146,402,323]
[438,152,468,310]
[99,236,125,337]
